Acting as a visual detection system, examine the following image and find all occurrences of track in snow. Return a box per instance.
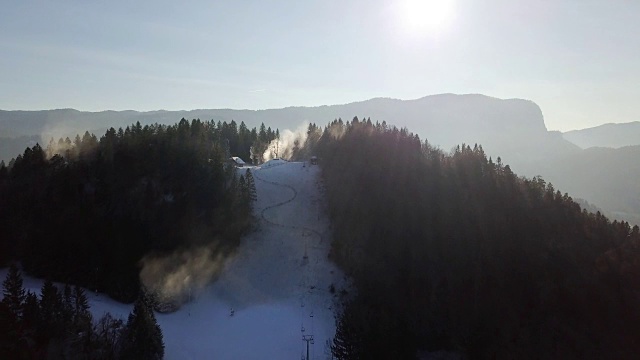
[1,161,347,360]
[253,167,324,246]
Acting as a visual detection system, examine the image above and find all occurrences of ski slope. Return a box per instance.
[2,160,347,359]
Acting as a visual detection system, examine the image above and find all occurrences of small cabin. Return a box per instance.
[227,157,246,167]
[310,156,318,165]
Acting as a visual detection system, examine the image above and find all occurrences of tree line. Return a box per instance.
[0,118,259,303]
[300,117,640,358]
[1,264,164,359]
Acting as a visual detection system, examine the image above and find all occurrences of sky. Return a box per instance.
[0,0,638,131]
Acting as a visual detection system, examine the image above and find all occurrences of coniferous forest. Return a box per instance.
[0,118,269,303]
[2,115,640,358]
[299,118,640,359]
[1,264,164,359]
[0,118,270,358]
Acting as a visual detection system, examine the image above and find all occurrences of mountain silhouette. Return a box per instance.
[563,121,640,149]
[0,94,579,166]
[6,94,638,225]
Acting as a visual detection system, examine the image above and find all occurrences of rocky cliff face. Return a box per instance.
[332,94,576,167]
[387,94,550,153]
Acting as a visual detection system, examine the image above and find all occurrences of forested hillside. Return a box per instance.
[516,145,640,226]
[1,264,164,359]
[301,118,640,359]
[0,118,270,303]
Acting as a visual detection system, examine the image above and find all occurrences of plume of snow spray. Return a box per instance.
[262,122,310,161]
[40,122,80,148]
[328,122,346,140]
[139,245,226,309]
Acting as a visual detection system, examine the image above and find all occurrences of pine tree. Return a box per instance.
[72,285,91,327]
[331,303,363,360]
[0,160,7,180]
[259,123,267,143]
[0,301,22,359]
[237,174,250,216]
[62,284,74,327]
[331,302,364,360]
[238,174,247,195]
[46,137,56,158]
[1,264,26,318]
[39,279,63,339]
[245,169,257,202]
[64,286,93,360]
[22,291,39,334]
[119,292,164,360]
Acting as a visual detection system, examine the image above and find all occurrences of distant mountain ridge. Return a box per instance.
[562,121,640,149]
[0,94,577,165]
[0,94,548,139]
[3,94,638,226]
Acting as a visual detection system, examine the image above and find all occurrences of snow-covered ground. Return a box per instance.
[2,161,348,360]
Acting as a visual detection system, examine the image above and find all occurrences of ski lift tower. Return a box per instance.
[301,311,314,360]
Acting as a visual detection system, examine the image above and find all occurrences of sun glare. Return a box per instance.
[397,0,455,37]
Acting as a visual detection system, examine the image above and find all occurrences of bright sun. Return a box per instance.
[397,0,455,37]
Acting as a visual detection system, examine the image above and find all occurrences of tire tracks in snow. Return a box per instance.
[254,166,341,316]
[253,168,324,245]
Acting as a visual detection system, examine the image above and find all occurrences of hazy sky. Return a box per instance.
[1,0,638,131]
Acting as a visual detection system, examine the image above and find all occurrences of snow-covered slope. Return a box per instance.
[2,161,347,359]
